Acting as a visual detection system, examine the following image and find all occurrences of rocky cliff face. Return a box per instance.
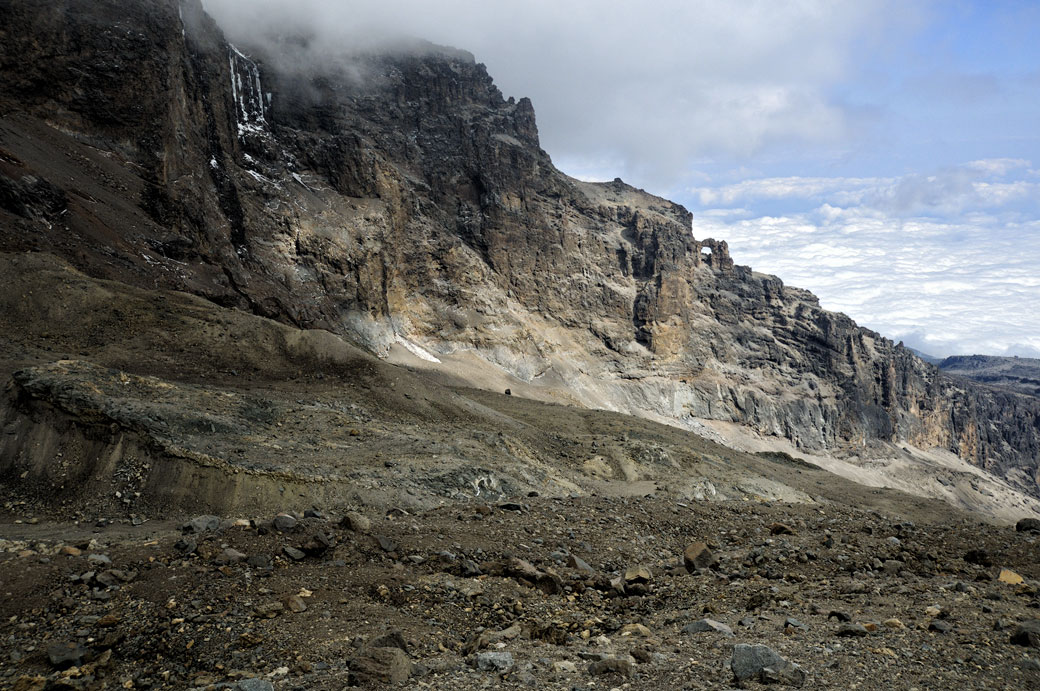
[2,0,1038,499]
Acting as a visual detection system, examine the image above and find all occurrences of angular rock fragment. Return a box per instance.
[1011,620,1040,648]
[1016,518,1040,533]
[567,554,595,574]
[999,568,1025,585]
[588,656,634,677]
[768,522,796,536]
[730,643,805,687]
[47,641,88,669]
[348,647,412,685]
[964,549,993,566]
[374,535,398,553]
[475,651,514,674]
[183,515,221,534]
[340,512,372,533]
[683,541,717,572]
[623,565,652,584]
[837,623,869,637]
[370,630,409,652]
[283,546,305,561]
[683,618,733,636]
[272,513,297,532]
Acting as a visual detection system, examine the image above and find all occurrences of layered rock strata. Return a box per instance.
[1,0,1037,498]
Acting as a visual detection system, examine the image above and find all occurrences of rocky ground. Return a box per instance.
[2,498,1040,689]
[2,254,1040,689]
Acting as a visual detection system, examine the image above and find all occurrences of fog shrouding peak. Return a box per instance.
[201,0,913,184]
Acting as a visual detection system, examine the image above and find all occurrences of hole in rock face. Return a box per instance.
[701,246,712,256]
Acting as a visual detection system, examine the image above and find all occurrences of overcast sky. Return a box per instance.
[203,0,1040,357]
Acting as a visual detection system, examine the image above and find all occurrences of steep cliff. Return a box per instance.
[1,0,1038,500]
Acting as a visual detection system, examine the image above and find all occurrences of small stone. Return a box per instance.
[87,553,111,565]
[340,512,371,533]
[683,541,717,572]
[174,537,197,555]
[999,569,1024,585]
[683,618,734,636]
[235,680,275,691]
[254,602,284,618]
[303,508,325,519]
[619,623,653,638]
[784,617,808,631]
[588,656,634,677]
[623,565,652,584]
[284,595,307,613]
[883,618,905,630]
[552,660,578,675]
[183,515,220,534]
[567,554,595,574]
[370,631,409,652]
[348,647,413,685]
[1011,620,1040,648]
[272,513,297,532]
[282,546,305,561]
[59,546,82,557]
[47,642,88,669]
[1016,518,1040,533]
[964,549,994,566]
[222,548,247,563]
[375,535,398,552]
[461,559,482,577]
[768,522,796,536]
[498,502,525,512]
[925,606,942,617]
[246,554,272,569]
[929,620,951,634]
[730,643,805,687]
[475,651,514,674]
[301,532,332,557]
[630,645,654,663]
[96,613,120,627]
[995,618,1016,631]
[837,623,870,637]
[828,611,852,622]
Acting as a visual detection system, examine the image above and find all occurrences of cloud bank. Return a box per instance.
[693,161,1040,358]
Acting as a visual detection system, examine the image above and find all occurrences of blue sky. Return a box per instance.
[208,0,1039,356]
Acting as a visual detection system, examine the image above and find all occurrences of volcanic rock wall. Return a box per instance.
[1,0,1038,498]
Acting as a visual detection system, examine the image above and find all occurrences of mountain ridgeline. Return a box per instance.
[1,0,1038,500]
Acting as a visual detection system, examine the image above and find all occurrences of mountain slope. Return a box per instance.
[940,355,1040,399]
[1,0,1039,503]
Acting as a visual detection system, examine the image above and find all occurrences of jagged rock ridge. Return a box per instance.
[1,0,1038,500]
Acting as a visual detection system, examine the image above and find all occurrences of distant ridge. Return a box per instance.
[939,355,1040,398]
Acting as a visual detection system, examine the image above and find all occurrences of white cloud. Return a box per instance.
[695,201,1040,357]
[202,0,921,188]
[966,158,1031,176]
[690,176,888,206]
[687,161,1037,217]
